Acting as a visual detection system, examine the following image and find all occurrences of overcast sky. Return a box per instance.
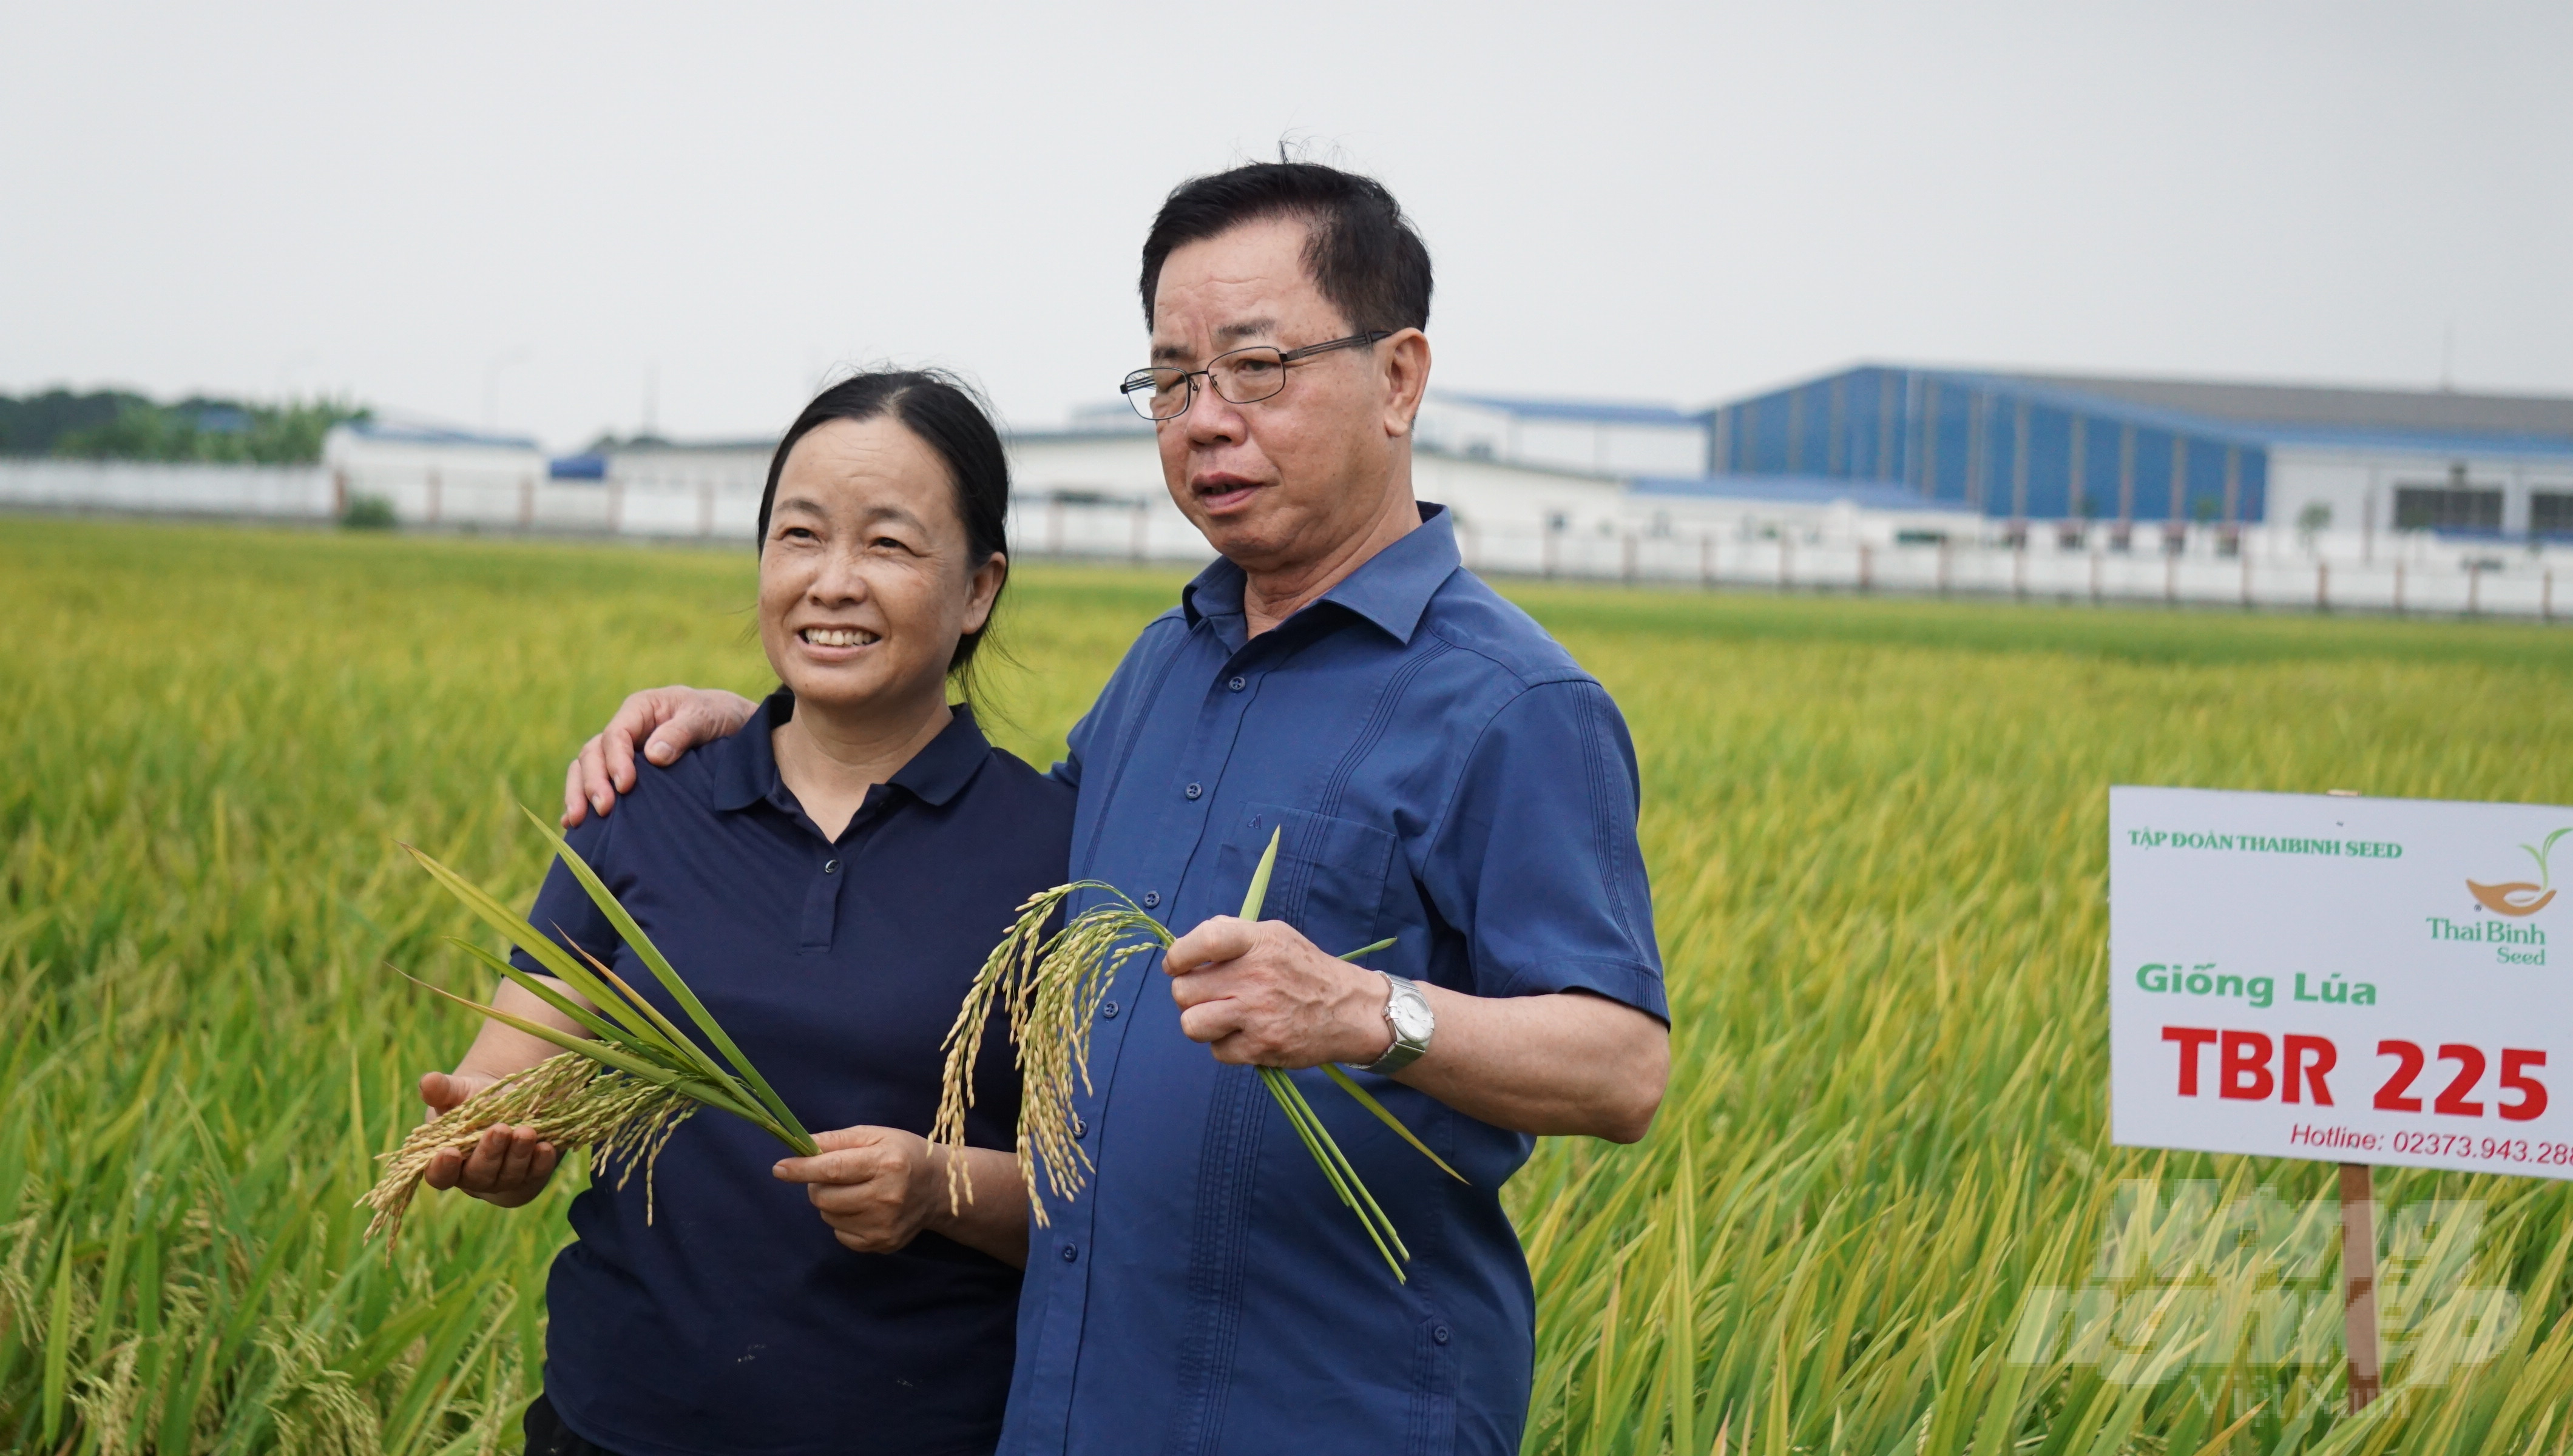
[5,2,2567,453]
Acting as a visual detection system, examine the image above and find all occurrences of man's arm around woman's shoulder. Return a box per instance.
[563,686,760,826]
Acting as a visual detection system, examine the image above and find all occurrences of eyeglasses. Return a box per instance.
[1120,331,1391,422]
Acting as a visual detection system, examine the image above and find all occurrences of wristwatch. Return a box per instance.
[1362,972,1434,1075]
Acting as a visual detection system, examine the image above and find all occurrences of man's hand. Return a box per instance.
[1162,916,1393,1069]
[771,1126,942,1255]
[418,1070,561,1207]
[1165,918,1672,1144]
[562,686,760,826]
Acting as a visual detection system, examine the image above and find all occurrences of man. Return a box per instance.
[566,161,1669,1454]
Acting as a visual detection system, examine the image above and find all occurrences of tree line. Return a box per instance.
[0,389,368,465]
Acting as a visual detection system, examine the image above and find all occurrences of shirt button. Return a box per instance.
[1061,1244,1080,1263]
[1433,1325,1452,1345]
[1072,1115,1088,1140]
[1228,676,1246,692]
[1100,1000,1120,1019]
[1185,782,1203,800]
[822,858,839,874]
[1141,891,1160,908]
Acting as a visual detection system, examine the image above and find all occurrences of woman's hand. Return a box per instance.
[418,1070,561,1207]
[771,1126,940,1253]
[773,1127,1029,1268]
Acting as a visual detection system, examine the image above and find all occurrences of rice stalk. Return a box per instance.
[362,811,819,1247]
[357,1053,697,1245]
[933,880,1164,1225]
[935,828,1458,1281]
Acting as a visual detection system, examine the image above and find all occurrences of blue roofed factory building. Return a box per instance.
[1709,367,2272,526]
[1702,366,2573,545]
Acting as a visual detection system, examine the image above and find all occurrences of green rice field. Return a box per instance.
[5,514,2572,1454]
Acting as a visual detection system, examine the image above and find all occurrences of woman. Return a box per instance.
[416,370,1067,1456]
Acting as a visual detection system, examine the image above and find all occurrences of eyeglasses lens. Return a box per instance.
[1210,349,1286,405]
[1124,369,1191,421]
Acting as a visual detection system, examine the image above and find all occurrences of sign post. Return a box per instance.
[2338,1162,2379,1411]
[2327,791,2381,1415]
[2108,787,2572,1414]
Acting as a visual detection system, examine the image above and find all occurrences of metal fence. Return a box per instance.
[1491,527,2566,619]
[5,459,2564,621]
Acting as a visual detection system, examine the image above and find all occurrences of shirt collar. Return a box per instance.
[707,687,992,814]
[1180,501,1459,646]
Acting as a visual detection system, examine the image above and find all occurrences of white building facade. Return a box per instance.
[10,374,2570,618]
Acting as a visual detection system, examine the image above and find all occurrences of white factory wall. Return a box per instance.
[12,426,2573,619]
[1004,430,1203,561]
[1004,430,1642,575]
[1624,491,1985,551]
[1007,430,1165,502]
[323,426,566,528]
[325,429,548,484]
[2267,445,2573,548]
[1417,451,1628,576]
[608,445,769,488]
[1413,397,1708,477]
[0,459,335,517]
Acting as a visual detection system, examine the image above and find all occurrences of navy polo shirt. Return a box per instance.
[516,692,1072,1456]
[1003,505,1667,1456]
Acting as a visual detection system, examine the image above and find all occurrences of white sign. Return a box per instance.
[2110,786,2573,1179]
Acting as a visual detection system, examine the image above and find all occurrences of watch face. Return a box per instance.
[1390,996,1434,1042]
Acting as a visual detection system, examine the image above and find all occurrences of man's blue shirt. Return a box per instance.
[1002,505,1666,1456]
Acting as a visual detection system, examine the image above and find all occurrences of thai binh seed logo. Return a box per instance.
[2466,826,2568,918]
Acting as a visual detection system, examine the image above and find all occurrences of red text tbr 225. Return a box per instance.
[2159,1028,2549,1122]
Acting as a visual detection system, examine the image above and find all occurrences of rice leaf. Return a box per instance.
[1222,827,1428,1270]
[402,976,692,1092]
[1262,1067,1406,1279]
[401,824,814,1157]
[1265,1069,1365,1220]
[441,938,633,1048]
[397,972,777,1134]
[567,940,760,1100]
[1327,934,1466,1184]
[1266,1076,1354,1210]
[400,843,680,1054]
[39,1238,72,1446]
[1320,1063,1467,1182]
[516,804,812,1148]
[1274,1071,1410,1262]
[1239,826,1282,918]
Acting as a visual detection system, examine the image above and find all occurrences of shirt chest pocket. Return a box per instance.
[1212,803,1396,955]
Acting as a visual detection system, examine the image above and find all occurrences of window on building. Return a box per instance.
[2532,490,2573,538]
[2392,484,2503,533]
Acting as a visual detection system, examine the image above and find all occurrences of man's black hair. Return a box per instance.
[1138,161,1432,335]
